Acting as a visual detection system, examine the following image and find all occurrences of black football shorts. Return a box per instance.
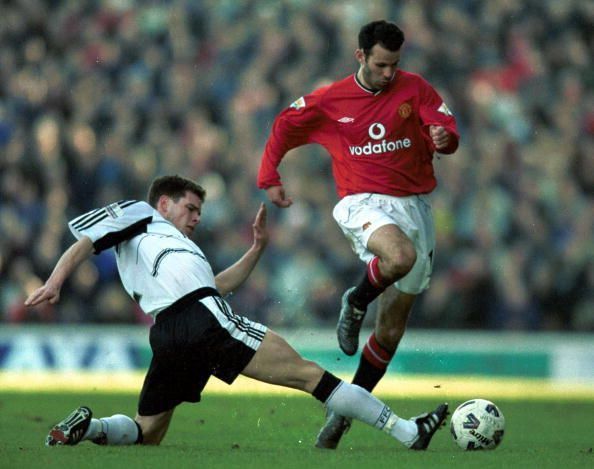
[138,287,267,415]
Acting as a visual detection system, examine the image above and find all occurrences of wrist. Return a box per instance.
[252,240,268,252]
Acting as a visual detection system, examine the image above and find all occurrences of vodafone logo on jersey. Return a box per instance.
[349,123,412,156]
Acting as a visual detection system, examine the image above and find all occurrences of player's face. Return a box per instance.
[164,191,203,236]
[357,44,400,90]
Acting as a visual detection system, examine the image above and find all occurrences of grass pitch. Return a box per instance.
[1,391,592,469]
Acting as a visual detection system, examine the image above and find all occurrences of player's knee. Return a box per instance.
[384,246,416,279]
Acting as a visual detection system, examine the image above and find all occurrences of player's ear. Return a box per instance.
[157,195,171,214]
[355,49,365,65]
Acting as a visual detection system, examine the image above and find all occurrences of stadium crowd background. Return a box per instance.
[0,0,592,331]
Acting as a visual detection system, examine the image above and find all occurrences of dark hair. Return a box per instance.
[147,175,206,208]
[358,20,405,56]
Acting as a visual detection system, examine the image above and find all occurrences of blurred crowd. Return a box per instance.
[0,0,592,331]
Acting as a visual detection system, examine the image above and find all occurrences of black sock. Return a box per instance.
[351,354,388,392]
[349,273,386,310]
[312,371,342,403]
[352,334,398,392]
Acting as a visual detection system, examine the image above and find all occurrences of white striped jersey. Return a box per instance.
[68,200,216,318]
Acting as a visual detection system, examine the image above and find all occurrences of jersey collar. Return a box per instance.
[353,73,385,96]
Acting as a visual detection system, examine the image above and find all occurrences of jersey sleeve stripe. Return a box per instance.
[70,207,105,230]
[75,212,109,231]
[118,200,141,209]
[72,200,142,231]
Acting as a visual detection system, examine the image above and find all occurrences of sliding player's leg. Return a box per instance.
[241,330,448,449]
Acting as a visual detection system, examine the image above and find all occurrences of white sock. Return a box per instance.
[383,413,419,447]
[83,418,103,441]
[83,415,139,445]
[325,382,418,445]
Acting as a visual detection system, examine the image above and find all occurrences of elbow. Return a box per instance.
[214,278,230,296]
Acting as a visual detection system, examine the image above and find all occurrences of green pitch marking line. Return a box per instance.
[2,372,593,400]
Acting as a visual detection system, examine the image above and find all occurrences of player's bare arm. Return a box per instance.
[24,236,94,306]
[214,203,269,295]
[266,185,293,208]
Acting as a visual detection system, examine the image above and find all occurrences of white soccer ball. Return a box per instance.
[450,399,505,450]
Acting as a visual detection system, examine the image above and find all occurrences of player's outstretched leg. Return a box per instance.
[316,402,449,451]
[336,287,366,355]
[46,406,92,446]
[315,411,352,449]
[315,374,449,450]
[316,373,448,450]
[408,403,450,450]
[242,331,447,450]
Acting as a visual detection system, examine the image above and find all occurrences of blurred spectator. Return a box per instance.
[0,0,592,331]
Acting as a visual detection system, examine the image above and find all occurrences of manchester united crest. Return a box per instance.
[398,102,412,118]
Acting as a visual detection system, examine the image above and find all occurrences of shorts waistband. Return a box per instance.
[156,287,221,323]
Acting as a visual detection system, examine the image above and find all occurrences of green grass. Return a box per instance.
[1,392,592,469]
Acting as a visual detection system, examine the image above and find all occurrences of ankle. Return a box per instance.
[83,418,103,441]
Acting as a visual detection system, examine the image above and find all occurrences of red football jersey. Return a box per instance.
[258,71,459,198]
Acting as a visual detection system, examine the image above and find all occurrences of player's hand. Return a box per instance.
[252,203,269,250]
[24,283,61,306]
[266,185,293,208]
[429,125,450,150]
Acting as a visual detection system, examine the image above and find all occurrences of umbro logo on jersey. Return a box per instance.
[338,117,355,123]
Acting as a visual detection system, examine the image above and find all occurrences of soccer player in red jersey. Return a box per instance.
[257,20,459,449]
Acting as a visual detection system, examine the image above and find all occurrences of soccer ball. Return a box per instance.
[450,399,505,450]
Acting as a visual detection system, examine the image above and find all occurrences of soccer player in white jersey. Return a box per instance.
[26,175,447,449]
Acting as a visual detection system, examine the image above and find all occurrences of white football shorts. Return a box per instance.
[332,193,435,295]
